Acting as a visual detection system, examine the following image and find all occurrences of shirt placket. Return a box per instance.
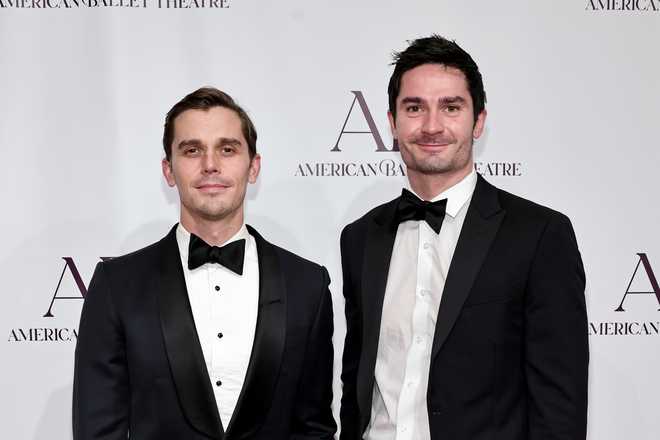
[396,225,435,440]
[209,266,225,393]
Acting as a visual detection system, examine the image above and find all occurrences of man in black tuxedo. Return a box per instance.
[73,87,336,439]
[339,36,588,440]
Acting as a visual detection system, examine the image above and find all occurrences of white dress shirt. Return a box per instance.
[176,223,259,430]
[366,170,478,440]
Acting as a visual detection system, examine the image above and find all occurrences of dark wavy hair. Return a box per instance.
[388,35,486,122]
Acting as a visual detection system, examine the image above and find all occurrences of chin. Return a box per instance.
[410,159,451,174]
[197,212,230,223]
[193,204,230,220]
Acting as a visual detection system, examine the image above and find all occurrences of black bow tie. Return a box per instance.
[395,188,448,234]
[188,234,246,275]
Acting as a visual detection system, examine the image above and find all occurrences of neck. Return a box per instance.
[180,208,244,246]
[407,164,473,201]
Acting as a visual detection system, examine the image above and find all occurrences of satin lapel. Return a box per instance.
[156,225,224,439]
[431,176,505,361]
[357,200,399,422]
[226,225,286,440]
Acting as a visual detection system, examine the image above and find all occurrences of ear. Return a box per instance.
[387,110,398,140]
[248,154,261,184]
[473,109,487,139]
[162,158,176,187]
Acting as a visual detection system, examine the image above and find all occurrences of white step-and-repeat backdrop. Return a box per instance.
[1,1,659,438]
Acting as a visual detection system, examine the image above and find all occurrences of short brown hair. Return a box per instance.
[162,87,257,161]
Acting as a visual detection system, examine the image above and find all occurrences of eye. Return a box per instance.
[184,147,200,155]
[446,105,460,113]
[406,104,421,113]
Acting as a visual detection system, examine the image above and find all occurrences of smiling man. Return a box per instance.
[339,36,588,440]
[73,87,336,440]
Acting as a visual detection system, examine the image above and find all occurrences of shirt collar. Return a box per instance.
[409,169,477,219]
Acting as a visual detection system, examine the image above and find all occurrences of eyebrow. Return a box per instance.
[177,139,203,150]
[440,96,466,105]
[177,137,243,150]
[400,97,423,105]
[216,137,242,148]
[399,96,467,106]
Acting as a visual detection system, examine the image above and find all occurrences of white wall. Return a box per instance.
[1,1,659,438]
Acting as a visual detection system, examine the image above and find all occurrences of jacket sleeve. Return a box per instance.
[72,262,130,440]
[339,224,362,440]
[525,213,589,440]
[290,266,337,439]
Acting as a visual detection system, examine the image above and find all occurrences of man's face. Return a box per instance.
[389,63,486,179]
[162,107,260,224]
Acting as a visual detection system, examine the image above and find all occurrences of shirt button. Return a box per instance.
[216,380,222,387]
[407,381,414,388]
[401,426,408,433]
[217,332,223,339]
[420,289,430,297]
[214,285,220,292]
[416,336,423,344]
[423,242,431,250]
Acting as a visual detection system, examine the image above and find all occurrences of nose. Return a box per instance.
[202,150,220,174]
[421,108,445,135]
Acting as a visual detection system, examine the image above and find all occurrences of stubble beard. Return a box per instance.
[401,139,473,177]
[182,192,243,224]
[408,155,455,175]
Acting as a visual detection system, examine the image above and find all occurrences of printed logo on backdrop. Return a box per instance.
[294,91,405,178]
[0,0,229,9]
[589,253,660,336]
[586,0,660,12]
[7,257,107,343]
[294,90,522,178]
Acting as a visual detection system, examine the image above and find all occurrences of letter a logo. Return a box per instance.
[615,253,660,312]
[331,91,398,152]
[43,257,88,318]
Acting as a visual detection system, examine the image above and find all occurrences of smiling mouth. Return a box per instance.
[416,142,451,151]
[196,183,230,192]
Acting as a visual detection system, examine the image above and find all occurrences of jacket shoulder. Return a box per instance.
[342,196,399,236]
[269,241,325,274]
[496,186,572,226]
[247,224,325,273]
[100,233,172,273]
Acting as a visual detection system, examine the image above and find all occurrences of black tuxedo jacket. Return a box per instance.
[339,175,588,440]
[73,225,336,440]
